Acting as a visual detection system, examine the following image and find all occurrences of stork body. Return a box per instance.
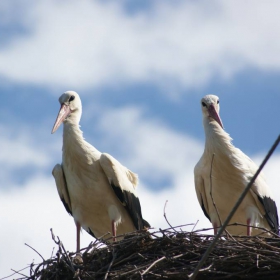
[52,91,149,251]
[194,95,278,236]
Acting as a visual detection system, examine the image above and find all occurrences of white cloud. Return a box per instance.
[1,0,280,92]
[0,124,50,168]
[0,175,93,278]
[0,121,63,187]
[97,106,201,180]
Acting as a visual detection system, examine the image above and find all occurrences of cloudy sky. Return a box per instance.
[1,0,280,277]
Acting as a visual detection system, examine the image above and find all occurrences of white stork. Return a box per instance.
[194,94,279,236]
[51,91,149,251]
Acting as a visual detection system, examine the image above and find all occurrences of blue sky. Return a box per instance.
[1,0,280,278]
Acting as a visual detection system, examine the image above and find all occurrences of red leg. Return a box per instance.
[247,218,251,236]
[76,222,81,252]
[111,220,116,242]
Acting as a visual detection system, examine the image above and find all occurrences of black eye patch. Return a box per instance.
[69,95,75,102]
[202,102,207,107]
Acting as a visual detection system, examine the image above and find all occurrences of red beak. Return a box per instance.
[51,104,71,134]
[208,104,223,129]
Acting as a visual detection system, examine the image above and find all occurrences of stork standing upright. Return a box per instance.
[51,91,149,251]
[194,95,279,236]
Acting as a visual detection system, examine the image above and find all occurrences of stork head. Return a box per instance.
[51,91,82,134]
[200,95,223,129]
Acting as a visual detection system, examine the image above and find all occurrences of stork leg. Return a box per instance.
[76,221,81,252]
[111,220,117,242]
[247,218,252,236]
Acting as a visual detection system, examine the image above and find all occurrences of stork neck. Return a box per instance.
[203,119,232,155]
[62,119,101,162]
[62,120,84,147]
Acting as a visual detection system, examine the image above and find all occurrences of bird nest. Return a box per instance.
[8,225,280,280]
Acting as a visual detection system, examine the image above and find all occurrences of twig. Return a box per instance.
[209,153,232,239]
[141,256,166,276]
[209,154,223,230]
[164,223,195,232]
[29,262,34,279]
[104,248,117,280]
[50,228,76,274]
[256,237,280,251]
[10,269,28,278]
[163,200,179,233]
[113,253,139,267]
[50,228,60,245]
[83,241,94,254]
[190,134,280,280]
[191,220,199,232]
[188,263,213,277]
[192,225,225,234]
[0,265,31,280]
[119,264,149,277]
[230,223,279,238]
[25,243,45,261]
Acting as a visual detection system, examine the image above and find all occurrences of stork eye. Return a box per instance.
[69,95,75,102]
[202,102,207,107]
[217,100,219,104]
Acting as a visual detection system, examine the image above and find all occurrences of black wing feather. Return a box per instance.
[257,196,279,234]
[61,165,72,216]
[201,195,211,222]
[111,183,150,230]
[87,227,96,238]
[61,196,72,216]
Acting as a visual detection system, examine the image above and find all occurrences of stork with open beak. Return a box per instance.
[51,91,150,251]
[194,94,279,236]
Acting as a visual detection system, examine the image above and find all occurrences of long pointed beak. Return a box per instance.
[51,104,71,134]
[208,104,223,129]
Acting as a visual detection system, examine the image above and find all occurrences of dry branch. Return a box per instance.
[5,226,280,280]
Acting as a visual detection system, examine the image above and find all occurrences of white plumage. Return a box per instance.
[194,94,279,236]
[52,91,149,251]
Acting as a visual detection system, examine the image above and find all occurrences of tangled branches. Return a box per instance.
[6,226,280,280]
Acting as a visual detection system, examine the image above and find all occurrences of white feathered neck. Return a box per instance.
[202,117,264,188]
[203,118,233,156]
[62,114,101,167]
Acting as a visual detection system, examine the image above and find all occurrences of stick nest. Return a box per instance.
[12,226,280,280]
